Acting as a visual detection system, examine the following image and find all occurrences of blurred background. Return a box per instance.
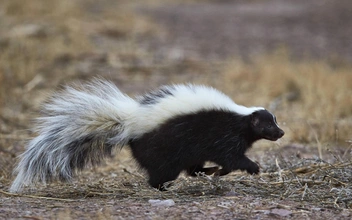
[0,0,351,181]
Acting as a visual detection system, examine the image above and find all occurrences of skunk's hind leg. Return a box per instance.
[147,167,182,191]
[186,164,219,176]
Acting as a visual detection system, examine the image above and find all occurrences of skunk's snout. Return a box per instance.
[270,128,285,141]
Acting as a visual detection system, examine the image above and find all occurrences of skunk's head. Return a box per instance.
[250,109,284,141]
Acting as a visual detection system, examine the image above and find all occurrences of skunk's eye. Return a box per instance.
[267,123,273,129]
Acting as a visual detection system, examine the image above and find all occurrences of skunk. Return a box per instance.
[10,79,284,192]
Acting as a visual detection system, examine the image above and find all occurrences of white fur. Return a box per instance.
[271,113,281,128]
[10,80,264,192]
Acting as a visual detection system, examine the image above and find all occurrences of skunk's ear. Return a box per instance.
[251,112,260,127]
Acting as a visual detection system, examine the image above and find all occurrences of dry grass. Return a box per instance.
[1,149,351,218]
[0,0,160,107]
[222,49,352,144]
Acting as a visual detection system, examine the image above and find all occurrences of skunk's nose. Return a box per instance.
[279,129,285,138]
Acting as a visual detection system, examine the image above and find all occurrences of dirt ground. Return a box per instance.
[141,0,352,61]
[1,0,352,219]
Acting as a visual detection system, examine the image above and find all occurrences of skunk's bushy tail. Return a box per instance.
[10,80,139,192]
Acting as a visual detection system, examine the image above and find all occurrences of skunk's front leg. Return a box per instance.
[214,156,260,176]
[237,156,260,175]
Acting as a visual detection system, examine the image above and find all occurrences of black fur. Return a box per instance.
[129,109,284,190]
[250,110,285,141]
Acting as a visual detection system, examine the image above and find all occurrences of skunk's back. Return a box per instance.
[129,84,264,137]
